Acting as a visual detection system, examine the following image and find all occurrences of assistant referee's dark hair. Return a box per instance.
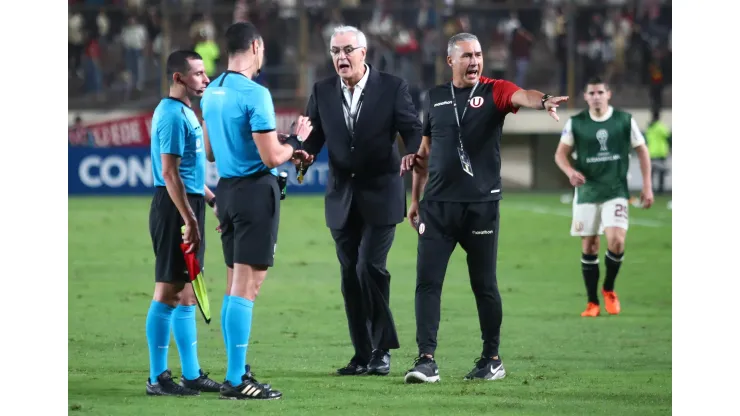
[225,22,262,55]
[585,76,610,90]
[166,50,202,81]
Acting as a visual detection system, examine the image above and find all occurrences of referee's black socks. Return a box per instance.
[603,250,624,292]
[581,254,600,304]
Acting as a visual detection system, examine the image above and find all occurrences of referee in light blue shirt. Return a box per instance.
[145,50,222,396]
[200,21,313,401]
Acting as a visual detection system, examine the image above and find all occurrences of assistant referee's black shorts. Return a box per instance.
[149,187,206,283]
[216,172,281,268]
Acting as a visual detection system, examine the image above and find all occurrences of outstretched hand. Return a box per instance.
[544,96,569,121]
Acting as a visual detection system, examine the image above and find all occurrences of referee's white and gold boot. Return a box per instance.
[219,365,282,400]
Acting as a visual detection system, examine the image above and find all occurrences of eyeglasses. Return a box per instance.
[329,45,365,57]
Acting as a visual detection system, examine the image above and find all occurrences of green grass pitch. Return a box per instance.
[68,194,671,415]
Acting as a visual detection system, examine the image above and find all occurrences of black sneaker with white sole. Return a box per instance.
[219,366,282,400]
[146,369,200,396]
[179,370,223,392]
[403,355,440,384]
[463,356,506,381]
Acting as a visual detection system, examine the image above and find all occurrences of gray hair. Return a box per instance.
[447,33,479,56]
[330,25,368,49]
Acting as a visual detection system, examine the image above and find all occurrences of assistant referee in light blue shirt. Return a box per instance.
[145,50,222,397]
[200,22,313,401]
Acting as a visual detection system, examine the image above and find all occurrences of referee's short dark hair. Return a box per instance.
[585,76,610,90]
[225,22,262,55]
[166,50,202,81]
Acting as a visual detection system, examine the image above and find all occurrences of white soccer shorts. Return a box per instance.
[570,197,629,237]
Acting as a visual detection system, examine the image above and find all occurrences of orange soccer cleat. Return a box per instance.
[580,302,600,317]
[602,290,621,315]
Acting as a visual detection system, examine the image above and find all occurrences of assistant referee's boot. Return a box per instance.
[179,369,223,393]
[146,370,200,396]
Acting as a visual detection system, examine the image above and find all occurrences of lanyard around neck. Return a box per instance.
[450,81,479,148]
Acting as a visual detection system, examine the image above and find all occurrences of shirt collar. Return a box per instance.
[341,64,370,92]
[589,105,613,122]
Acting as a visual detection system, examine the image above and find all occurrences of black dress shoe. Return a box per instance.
[367,350,391,376]
[336,358,368,376]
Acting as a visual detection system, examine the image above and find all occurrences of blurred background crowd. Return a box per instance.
[68,0,671,115]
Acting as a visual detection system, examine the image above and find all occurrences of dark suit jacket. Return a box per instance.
[304,66,422,230]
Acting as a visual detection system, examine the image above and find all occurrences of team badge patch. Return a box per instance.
[470,96,484,108]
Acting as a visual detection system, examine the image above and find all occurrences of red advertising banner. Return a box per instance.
[69,108,301,148]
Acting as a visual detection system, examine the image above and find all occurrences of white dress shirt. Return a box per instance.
[340,64,371,132]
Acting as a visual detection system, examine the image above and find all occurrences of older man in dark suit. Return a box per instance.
[295,25,422,376]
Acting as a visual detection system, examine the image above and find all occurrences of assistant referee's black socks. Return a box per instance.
[581,254,600,304]
[603,250,624,291]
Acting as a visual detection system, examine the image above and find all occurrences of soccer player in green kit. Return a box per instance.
[554,77,654,317]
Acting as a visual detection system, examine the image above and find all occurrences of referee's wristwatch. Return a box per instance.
[207,197,216,208]
[541,94,552,109]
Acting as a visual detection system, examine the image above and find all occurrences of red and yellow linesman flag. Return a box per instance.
[180,225,212,324]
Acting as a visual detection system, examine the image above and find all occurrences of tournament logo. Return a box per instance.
[470,96,484,108]
[596,129,609,151]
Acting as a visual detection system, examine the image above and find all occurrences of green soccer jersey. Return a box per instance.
[560,106,646,204]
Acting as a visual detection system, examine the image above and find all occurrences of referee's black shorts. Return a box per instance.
[148,187,206,283]
[216,172,281,268]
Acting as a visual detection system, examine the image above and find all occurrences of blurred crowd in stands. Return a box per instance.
[68,0,671,111]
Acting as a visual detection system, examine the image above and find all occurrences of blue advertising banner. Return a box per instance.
[68,146,330,196]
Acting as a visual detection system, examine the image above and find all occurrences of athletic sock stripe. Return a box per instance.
[605,252,624,262]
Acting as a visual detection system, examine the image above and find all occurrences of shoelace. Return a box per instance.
[372,350,388,359]
[198,372,220,387]
[413,355,433,367]
[346,358,364,368]
[162,376,192,393]
[245,371,265,387]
